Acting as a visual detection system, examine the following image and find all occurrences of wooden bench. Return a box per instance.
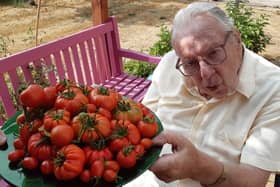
[0,16,161,126]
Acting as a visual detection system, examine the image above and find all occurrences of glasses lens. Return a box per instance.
[205,47,226,65]
[178,59,199,76]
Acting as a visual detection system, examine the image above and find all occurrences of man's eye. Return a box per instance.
[208,48,224,59]
[208,49,218,57]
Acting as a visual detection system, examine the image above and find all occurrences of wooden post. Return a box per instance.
[35,0,42,46]
[92,0,108,25]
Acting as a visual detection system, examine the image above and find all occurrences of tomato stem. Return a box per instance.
[76,112,97,142]
[97,86,110,95]
[116,100,131,111]
[122,145,134,156]
[54,152,66,166]
[60,90,75,100]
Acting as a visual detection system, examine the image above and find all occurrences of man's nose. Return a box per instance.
[198,59,215,79]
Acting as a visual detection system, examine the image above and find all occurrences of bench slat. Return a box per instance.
[0,74,16,118]
[44,55,57,85]
[86,38,101,84]
[79,41,92,85]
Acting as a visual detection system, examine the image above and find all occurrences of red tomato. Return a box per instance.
[80,169,91,183]
[135,144,145,159]
[0,130,7,147]
[90,160,104,177]
[8,149,25,162]
[71,113,99,144]
[88,86,120,111]
[53,144,86,180]
[109,137,129,153]
[18,124,31,145]
[40,160,54,175]
[29,119,43,133]
[104,160,120,172]
[43,109,71,131]
[86,147,113,165]
[27,133,53,162]
[140,138,153,150]
[54,90,88,116]
[22,157,38,170]
[13,137,24,149]
[50,125,74,147]
[127,123,141,145]
[19,84,46,108]
[72,113,111,141]
[43,86,57,108]
[113,99,143,124]
[137,103,152,117]
[55,79,75,93]
[96,107,112,120]
[94,114,112,138]
[137,116,158,138]
[110,119,130,130]
[117,146,137,169]
[84,103,97,113]
[103,169,117,182]
[16,113,25,125]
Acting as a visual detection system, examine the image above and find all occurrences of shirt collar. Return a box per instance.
[235,47,256,98]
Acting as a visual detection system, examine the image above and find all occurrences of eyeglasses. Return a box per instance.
[176,31,232,76]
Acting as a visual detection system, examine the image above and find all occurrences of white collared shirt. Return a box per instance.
[125,48,280,187]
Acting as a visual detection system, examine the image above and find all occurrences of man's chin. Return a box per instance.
[203,87,230,99]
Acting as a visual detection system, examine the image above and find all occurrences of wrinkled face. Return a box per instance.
[174,14,243,99]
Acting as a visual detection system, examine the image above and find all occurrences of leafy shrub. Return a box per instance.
[226,0,271,53]
[126,0,272,77]
[124,59,156,78]
[148,25,172,56]
[124,25,171,78]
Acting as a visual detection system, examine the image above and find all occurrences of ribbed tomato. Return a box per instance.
[27,133,53,162]
[53,144,85,180]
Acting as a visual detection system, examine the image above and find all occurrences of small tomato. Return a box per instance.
[22,157,38,170]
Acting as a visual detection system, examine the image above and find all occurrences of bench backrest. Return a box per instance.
[0,16,160,125]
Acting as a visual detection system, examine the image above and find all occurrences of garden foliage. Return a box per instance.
[124,0,271,78]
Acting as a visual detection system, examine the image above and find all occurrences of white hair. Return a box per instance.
[171,2,234,47]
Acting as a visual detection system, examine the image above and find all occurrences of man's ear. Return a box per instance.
[232,28,242,44]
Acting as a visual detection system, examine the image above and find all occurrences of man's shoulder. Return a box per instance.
[161,50,177,63]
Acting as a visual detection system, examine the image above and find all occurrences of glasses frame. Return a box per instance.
[176,31,233,76]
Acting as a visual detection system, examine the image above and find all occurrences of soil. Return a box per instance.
[0,0,280,65]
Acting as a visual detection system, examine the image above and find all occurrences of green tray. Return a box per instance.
[0,111,163,187]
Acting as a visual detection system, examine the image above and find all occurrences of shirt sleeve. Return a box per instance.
[142,50,178,112]
[240,94,280,172]
[142,79,160,113]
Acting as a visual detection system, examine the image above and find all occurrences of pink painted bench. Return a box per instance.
[0,16,161,127]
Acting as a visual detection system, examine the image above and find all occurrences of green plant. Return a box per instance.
[149,25,172,56]
[124,59,156,78]
[124,25,172,78]
[0,36,14,58]
[226,0,271,53]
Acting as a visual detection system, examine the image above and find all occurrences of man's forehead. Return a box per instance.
[186,14,225,36]
[180,16,225,46]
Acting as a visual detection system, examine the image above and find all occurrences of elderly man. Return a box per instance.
[125,1,280,187]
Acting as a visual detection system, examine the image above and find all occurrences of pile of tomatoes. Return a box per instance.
[7,79,159,184]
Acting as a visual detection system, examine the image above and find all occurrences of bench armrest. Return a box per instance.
[119,48,161,65]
